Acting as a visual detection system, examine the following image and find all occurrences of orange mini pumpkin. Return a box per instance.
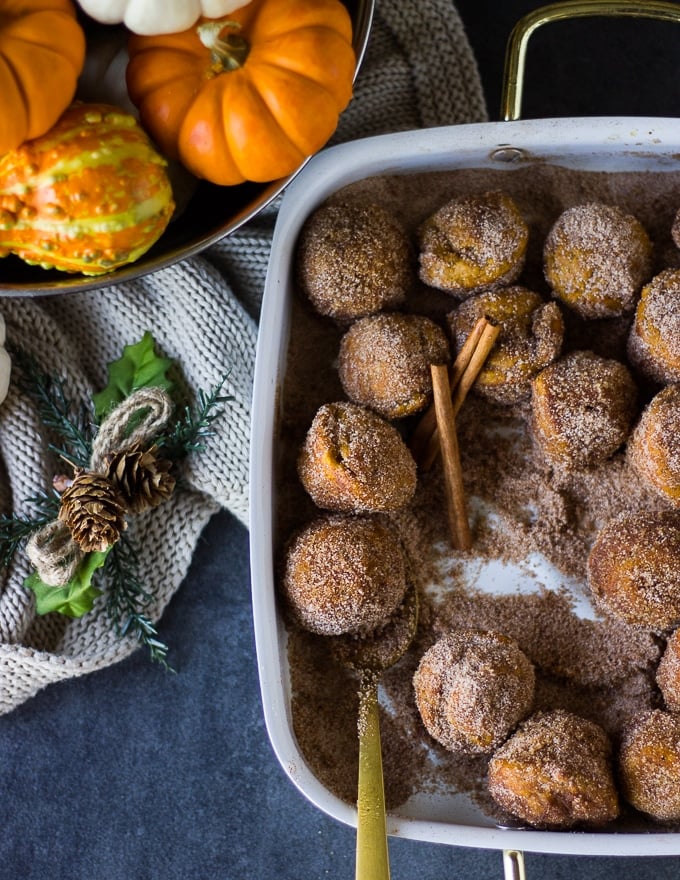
[125,0,356,186]
[0,0,86,155]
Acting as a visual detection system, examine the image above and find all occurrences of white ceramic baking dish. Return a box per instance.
[249,112,680,858]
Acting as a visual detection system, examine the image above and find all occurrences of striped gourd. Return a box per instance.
[0,103,175,275]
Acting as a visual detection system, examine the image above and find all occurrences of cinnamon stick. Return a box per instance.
[429,362,472,551]
[409,316,488,462]
[419,320,500,472]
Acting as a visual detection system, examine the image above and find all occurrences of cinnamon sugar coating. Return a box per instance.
[530,350,637,468]
[281,514,408,637]
[543,202,652,319]
[413,629,535,754]
[657,630,680,711]
[337,312,450,419]
[587,510,680,629]
[297,401,417,513]
[627,384,680,504]
[417,191,529,297]
[488,710,619,829]
[296,203,412,322]
[627,269,680,385]
[447,286,564,404]
[619,710,680,822]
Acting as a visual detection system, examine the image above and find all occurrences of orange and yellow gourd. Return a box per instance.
[0,103,175,275]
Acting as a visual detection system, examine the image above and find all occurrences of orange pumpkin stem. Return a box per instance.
[197,19,249,72]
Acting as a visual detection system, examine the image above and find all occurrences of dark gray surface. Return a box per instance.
[5,2,680,878]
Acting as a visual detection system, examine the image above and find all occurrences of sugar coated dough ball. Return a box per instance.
[413,629,535,754]
[587,510,680,629]
[544,202,652,318]
[619,710,680,822]
[337,312,450,418]
[448,286,564,404]
[418,191,529,297]
[530,350,637,468]
[657,630,680,711]
[297,401,417,513]
[627,384,680,504]
[296,203,412,322]
[281,514,408,637]
[488,710,619,829]
[627,269,680,385]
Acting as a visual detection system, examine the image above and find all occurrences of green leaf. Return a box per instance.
[92,332,174,422]
[25,550,109,618]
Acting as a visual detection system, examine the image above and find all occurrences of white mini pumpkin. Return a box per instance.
[75,0,252,35]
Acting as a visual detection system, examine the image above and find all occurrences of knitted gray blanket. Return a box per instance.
[0,0,487,714]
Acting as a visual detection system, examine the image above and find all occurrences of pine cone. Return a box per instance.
[58,470,127,552]
[105,443,176,514]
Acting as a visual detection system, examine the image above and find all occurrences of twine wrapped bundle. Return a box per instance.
[0,0,487,714]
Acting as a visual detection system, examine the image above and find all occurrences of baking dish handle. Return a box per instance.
[501,0,680,121]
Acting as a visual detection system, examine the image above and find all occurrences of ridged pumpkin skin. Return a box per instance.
[0,0,86,154]
[0,103,175,276]
[125,0,355,185]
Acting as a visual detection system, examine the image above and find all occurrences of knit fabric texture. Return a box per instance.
[0,0,487,714]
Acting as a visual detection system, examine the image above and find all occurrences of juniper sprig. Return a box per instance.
[103,534,173,669]
[9,345,94,469]
[0,490,61,572]
[156,375,232,462]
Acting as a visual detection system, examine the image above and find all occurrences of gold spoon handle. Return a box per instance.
[503,849,526,880]
[356,678,390,880]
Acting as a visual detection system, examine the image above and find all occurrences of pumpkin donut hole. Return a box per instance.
[297,401,417,514]
[627,384,680,505]
[618,710,680,823]
[413,629,535,755]
[543,202,653,319]
[296,203,413,322]
[417,190,529,297]
[280,514,409,637]
[627,268,680,385]
[587,509,680,629]
[530,350,637,469]
[657,630,680,711]
[337,312,450,419]
[487,710,620,829]
[447,286,564,404]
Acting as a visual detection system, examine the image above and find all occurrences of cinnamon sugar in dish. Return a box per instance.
[274,162,680,830]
